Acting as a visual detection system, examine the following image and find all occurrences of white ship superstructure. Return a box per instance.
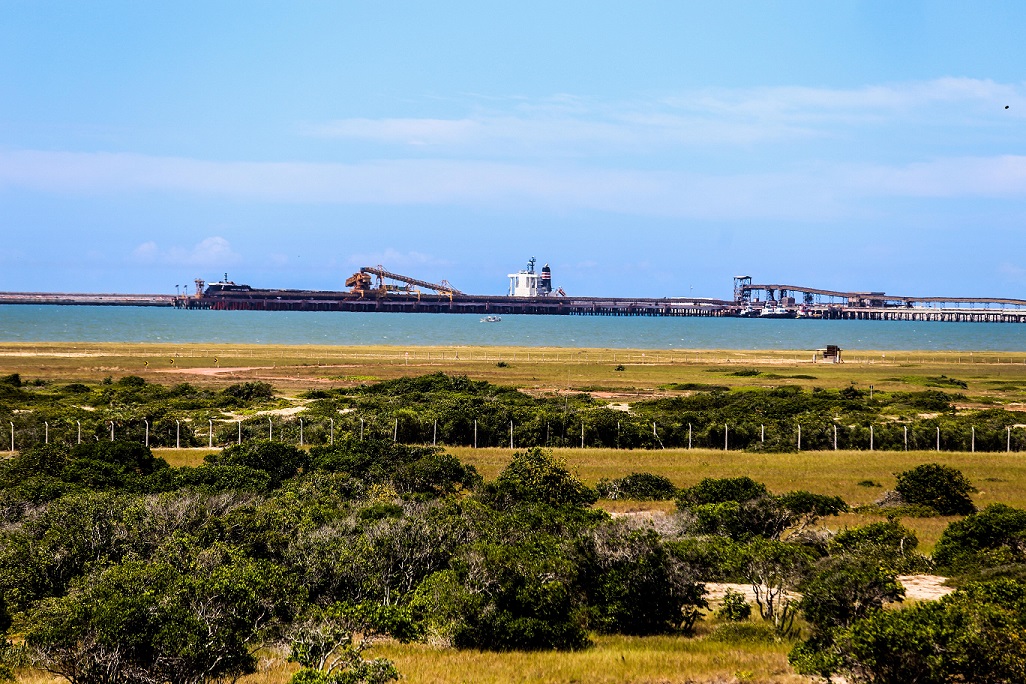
[508,257,553,297]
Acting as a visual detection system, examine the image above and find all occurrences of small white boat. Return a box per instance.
[759,305,794,319]
[480,315,502,323]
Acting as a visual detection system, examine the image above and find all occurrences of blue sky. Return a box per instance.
[2,1,1026,298]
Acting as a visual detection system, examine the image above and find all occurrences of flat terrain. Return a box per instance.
[3,342,1026,401]
[7,341,1026,683]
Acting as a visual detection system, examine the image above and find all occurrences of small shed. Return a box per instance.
[817,345,843,363]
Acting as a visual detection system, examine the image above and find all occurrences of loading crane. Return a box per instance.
[346,265,463,298]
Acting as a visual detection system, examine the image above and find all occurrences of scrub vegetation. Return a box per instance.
[2,343,1026,682]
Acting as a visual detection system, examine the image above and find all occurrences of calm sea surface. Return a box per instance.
[2,305,1026,350]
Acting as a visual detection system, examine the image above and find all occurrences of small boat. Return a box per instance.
[759,305,794,319]
[480,315,502,323]
[795,306,822,319]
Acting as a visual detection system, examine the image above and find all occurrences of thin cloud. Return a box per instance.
[304,78,1026,152]
[346,248,449,270]
[4,149,1026,221]
[129,237,240,267]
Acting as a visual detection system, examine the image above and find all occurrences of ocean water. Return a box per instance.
[2,305,1026,350]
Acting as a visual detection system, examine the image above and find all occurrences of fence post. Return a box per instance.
[617,420,620,449]
[9,422,13,452]
[299,418,304,447]
[689,423,692,449]
[761,424,764,444]
[937,426,940,451]
[268,417,273,441]
[797,424,801,451]
[1008,426,1012,453]
[44,421,48,445]
[330,418,334,445]
[510,420,514,450]
[238,420,242,445]
[433,420,437,446]
[176,420,181,449]
[724,423,728,451]
[360,418,364,441]
[209,419,214,448]
[474,419,478,449]
[971,426,975,453]
[144,419,149,448]
[870,425,874,451]
[833,424,837,451]
[580,422,584,449]
[394,418,398,443]
[110,421,115,442]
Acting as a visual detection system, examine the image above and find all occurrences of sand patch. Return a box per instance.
[897,574,954,601]
[155,366,273,376]
[704,574,953,607]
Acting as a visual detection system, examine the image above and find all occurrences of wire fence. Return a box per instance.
[4,415,1025,453]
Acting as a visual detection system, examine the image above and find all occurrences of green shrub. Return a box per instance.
[490,448,597,509]
[596,472,677,500]
[716,589,752,622]
[677,477,768,506]
[934,504,1026,573]
[894,463,976,516]
[207,441,307,488]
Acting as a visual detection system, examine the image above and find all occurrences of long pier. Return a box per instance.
[2,279,1026,322]
[0,292,173,306]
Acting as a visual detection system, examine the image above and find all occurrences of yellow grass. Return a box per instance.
[374,635,803,684]
[15,634,803,684]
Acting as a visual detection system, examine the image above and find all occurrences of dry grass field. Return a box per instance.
[17,636,803,684]
[3,342,1026,400]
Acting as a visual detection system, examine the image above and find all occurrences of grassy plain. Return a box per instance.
[3,341,1026,399]
[19,634,803,684]
[7,341,1026,683]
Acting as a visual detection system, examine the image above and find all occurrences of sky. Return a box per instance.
[2,1,1026,298]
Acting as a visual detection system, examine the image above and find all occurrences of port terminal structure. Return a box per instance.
[3,265,1026,322]
[732,276,1026,323]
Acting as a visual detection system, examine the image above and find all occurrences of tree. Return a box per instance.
[741,540,813,636]
[586,523,706,635]
[894,463,976,516]
[684,491,845,542]
[797,555,904,636]
[411,537,591,651]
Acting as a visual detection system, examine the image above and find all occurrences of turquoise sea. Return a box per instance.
[2,305,1026,351]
